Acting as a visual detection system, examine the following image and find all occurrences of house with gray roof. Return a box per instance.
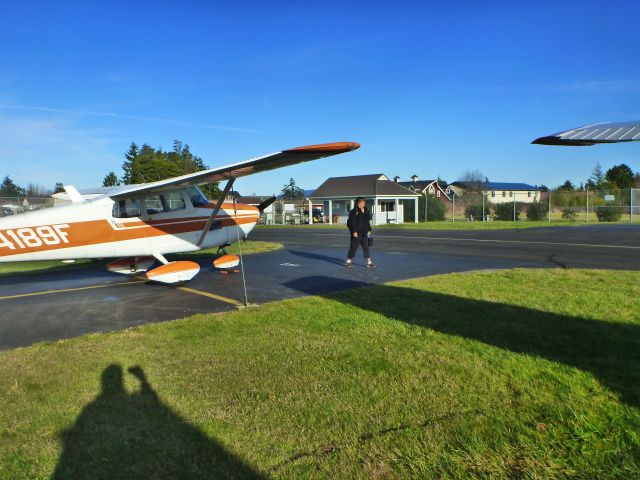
[307,174,420,225]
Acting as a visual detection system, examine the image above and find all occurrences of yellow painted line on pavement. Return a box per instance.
[0,280,142,301]
[176,286,244,307]
[1,279,244,307]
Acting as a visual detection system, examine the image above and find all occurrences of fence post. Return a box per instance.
[631,189,634,224]
[548,190,551,222]
[482,193,485,221]
[513,194,516,222]
[452,194,455,222]
[586,188,589,224]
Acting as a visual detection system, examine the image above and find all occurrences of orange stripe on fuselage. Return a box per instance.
[0,211,258,258]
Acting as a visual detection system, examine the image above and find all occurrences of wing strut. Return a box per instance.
[196,178,235,247]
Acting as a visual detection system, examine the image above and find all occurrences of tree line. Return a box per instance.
[1,140,221,199]
[556,163,639,192]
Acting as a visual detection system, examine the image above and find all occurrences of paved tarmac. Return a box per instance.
[1,224,638,350]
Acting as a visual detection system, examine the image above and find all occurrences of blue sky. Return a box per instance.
[1,1,639,195]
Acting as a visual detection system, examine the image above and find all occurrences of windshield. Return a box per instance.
[187,186,210,207]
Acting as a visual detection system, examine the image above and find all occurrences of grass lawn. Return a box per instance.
[1,269,639,479]
[259,220,636,231]
[0,241,283,277]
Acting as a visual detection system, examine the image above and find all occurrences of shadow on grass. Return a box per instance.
[285,276,640,407]
[52,364,264,480]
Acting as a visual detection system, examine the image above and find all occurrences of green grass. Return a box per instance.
[0,241,283,277]
[259,220,633,230]
[1,269,639,479]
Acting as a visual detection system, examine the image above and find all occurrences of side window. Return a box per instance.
[112,198,141,218]
[161,191,186,211]
[144,195,164,215]
[187,186,210,207]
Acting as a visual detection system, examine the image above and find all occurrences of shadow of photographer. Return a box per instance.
[52,364,265,480]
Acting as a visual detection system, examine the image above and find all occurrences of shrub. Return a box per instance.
[594,206,623,222]
[525,202,547,221]
[426,195,446,221]
[495,202,519,221]
[464,203,485,221]
[561,208,578,221]
[417,194,446,221]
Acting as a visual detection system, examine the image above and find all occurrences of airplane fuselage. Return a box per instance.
[0,189,259,263]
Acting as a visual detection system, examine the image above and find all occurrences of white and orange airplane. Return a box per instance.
[0,142,360,284]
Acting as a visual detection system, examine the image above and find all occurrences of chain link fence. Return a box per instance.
[0,196,55,217]
[444,188,639,223]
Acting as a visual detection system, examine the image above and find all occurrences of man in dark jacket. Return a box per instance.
[346,197,374,268]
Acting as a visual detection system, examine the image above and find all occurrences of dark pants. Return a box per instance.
[347,234,370,260]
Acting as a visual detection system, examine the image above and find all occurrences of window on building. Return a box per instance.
[491,191,496,197]
[112,198,142,218]
[502,191,506,197]
[379,201,395,212]
[428,186,435,194]
[527,191,532,198]
[509,192,513,198]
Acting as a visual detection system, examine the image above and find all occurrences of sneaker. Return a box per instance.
[366,262,376,269]
[346,260,353,268]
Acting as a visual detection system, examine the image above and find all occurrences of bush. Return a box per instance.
[594,206,623,222]
[494,202,519,221]
[525,202,547,221]
[426,195,446,221]
[417,194,446,221]
[561,208,578,221]
[464,203,485,221]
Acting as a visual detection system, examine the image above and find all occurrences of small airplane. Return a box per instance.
[532,120,640,146]
[0,142,360,284]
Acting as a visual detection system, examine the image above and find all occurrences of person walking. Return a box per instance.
[346,197,374,268]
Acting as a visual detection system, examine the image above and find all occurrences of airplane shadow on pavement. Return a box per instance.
[52,364,265,480]
[285,276,640,408]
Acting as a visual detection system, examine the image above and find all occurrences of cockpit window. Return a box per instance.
[187,186,210,207]
[112,198,142,218]
[143,195,164,215]
[162,191,186,211]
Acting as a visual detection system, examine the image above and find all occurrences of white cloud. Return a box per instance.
[0,104,261,133]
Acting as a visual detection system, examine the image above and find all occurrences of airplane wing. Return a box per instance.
[110,142,360,199]
[532,121,640,146]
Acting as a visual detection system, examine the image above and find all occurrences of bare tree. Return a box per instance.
[25,183,50,196]
[457,169,486,192]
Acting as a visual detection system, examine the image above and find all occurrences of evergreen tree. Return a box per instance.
[605,164,634,190]
[281,178,304,201]
[102,171,121,187]
[0,176,25,197]
[120,140,220,198]
[122,142,139,184]
[558,180,575,191]
[53,182,65,194]
[586,162,605,190]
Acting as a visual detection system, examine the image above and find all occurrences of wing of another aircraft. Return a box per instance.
[532,121,640,146]
[110,142,360,199]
